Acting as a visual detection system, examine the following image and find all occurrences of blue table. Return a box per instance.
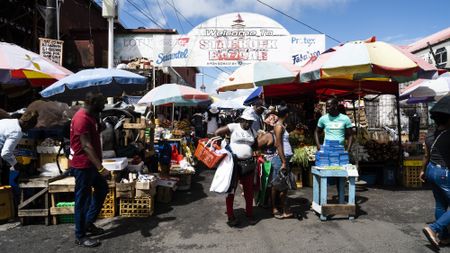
[311,166,357,221]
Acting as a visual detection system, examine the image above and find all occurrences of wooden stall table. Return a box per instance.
[48,176,115,225]
[18,177,50,225]
[311,166,358,221]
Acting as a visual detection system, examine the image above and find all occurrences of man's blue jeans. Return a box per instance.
[426,162,450,238]
[71,167,108,239]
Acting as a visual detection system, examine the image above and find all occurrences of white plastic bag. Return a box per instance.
[210,149,234,194]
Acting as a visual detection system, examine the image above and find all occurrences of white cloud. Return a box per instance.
[381,34,424,46]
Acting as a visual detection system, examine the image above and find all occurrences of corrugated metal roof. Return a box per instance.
[407,27,450,53]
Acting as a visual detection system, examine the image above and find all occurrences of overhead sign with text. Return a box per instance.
[114,12,325,67]
[39,38,64,65]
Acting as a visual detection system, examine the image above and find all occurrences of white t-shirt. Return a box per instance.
[228,123,255,159]
[206,116,219,135]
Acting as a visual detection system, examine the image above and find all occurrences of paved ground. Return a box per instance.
[0,168,446,253]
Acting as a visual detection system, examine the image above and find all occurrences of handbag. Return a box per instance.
[272,169,297,191]
[236,158,256,176]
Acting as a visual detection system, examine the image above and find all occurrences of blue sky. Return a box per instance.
[99,0,450,98]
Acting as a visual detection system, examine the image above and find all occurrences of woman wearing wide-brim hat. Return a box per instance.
[215,108,258,227]
[421,95,450,250]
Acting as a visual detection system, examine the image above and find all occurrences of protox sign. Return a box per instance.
[114,12,325,67]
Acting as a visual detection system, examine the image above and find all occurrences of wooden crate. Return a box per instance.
[98,187,116,219]
[402,166,422,188]
[119,197,154,217]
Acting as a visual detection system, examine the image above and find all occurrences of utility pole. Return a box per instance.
[102,0,116,69]
[45,0,57,39]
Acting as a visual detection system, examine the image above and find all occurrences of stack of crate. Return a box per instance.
[98,187,116,219]
[402,160,423,188]
[118,179,157,217]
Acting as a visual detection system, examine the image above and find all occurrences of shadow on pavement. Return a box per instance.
[97,216,176,240]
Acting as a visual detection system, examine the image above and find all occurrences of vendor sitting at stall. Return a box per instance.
[314,98,353,151]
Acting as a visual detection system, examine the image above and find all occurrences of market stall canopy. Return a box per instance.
[216,62,299,92]
[138,83,210,106]
[211,98,246,109]
[409,72,450,100]
[39,68,147,102]
[263,79,400,100]
[0,42,72,87]
[243,87,263,106]
[300,37,437,84]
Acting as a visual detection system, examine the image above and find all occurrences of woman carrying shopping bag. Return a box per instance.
[215,108,258,227]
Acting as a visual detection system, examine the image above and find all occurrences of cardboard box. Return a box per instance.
[136,188,156,198]
[136,179,157,190]
[102,157,128,171]
[116,181,135,198]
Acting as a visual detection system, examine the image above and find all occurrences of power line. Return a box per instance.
[166,0,185,33]
[164,0,195,28]
[139,0,157,24]
[126,0,165,29]
[156,0,170,28]
[215,67,231,75]
[121,9,148,27]
[256,0,341,43]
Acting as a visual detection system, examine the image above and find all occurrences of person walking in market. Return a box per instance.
[270,102,295,219]
[314,97,353,151]
[215,108,258,227]
[420,95,450,250]
[249,99,266,133]
[205,106,221,137]
[0,110,38,186]
[69,92,109,248]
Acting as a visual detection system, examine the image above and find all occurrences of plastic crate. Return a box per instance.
[98,187,116,219]
[403,160,423,167]
[402,166,422,188]
[119,197,154,217]
[57,202,75,223]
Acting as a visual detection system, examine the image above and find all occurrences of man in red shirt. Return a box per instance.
[70,92,109,248]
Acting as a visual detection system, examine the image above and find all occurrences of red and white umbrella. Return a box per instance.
[138,83,210,106]
[0,42,72,87]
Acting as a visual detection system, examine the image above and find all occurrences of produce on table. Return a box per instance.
[291,146,317,168]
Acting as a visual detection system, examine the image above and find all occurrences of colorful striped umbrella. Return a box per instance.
[300,37,436,84]
[0,42,72,87]
[217,62,299,92]
[138,83,210,106]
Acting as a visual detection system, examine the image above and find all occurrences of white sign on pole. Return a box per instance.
[39,38,64,65]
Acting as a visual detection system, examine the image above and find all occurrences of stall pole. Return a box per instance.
[395,93,403,183]
[171,103,175,129]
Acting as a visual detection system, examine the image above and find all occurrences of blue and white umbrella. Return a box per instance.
[40,68,147,102]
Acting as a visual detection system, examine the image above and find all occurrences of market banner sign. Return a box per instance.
[114,12,325,67]
[114,34,155,66]
[39,38,64,65]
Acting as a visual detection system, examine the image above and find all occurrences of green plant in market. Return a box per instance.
[291,146,317,168]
